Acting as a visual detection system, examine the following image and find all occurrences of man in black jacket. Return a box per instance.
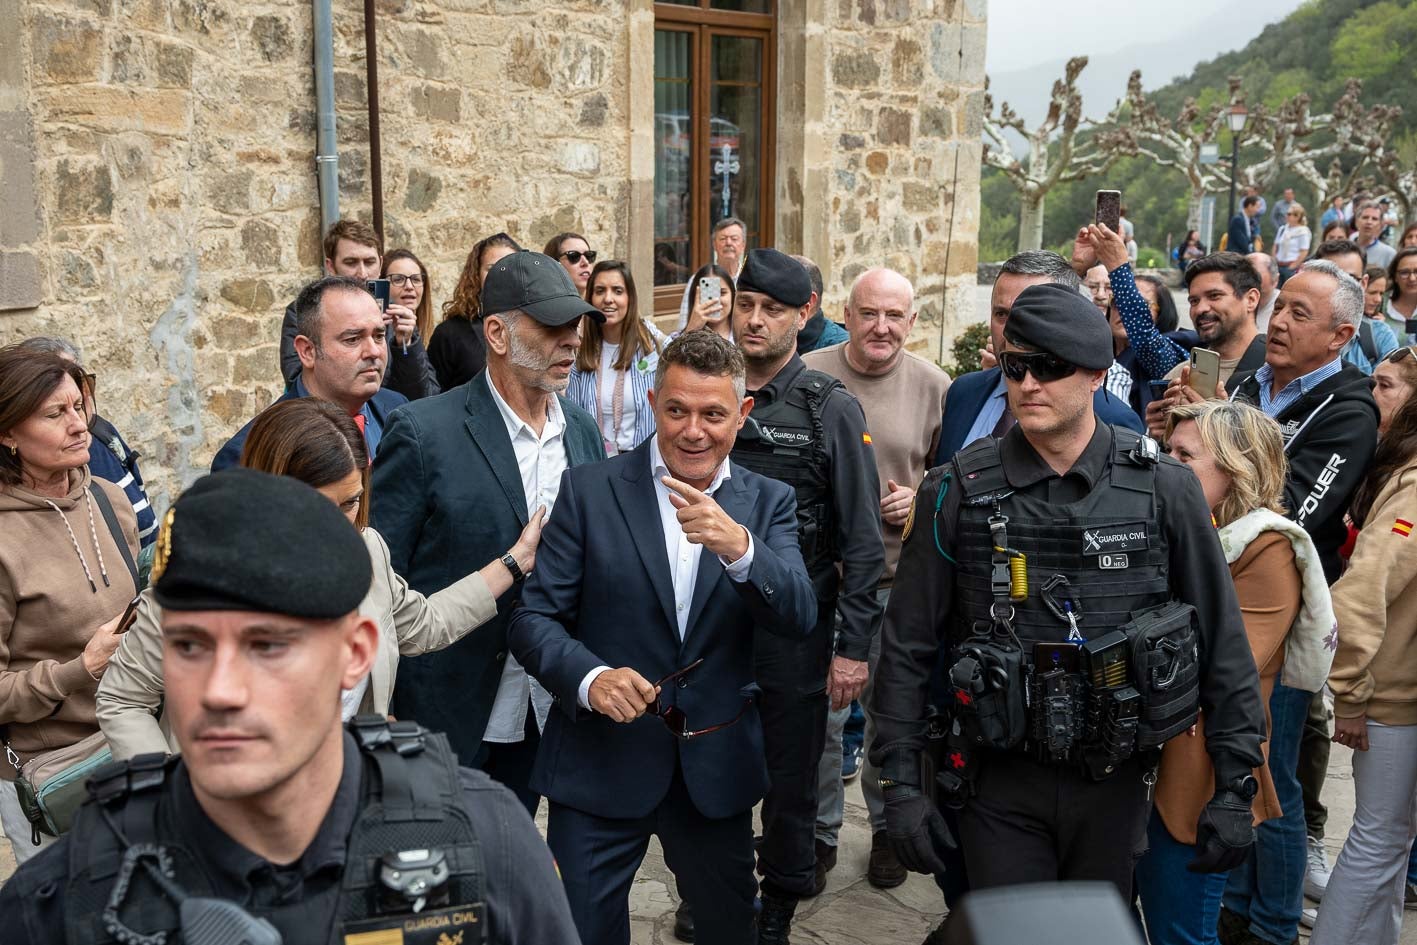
[1227,196,1261,256]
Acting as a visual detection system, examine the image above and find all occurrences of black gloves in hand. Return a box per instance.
[883,785,956,876]
[1188,789,1255,873]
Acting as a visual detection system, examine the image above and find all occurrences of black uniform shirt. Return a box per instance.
[748,355,885,659]
[0,734,580,945]
[869,421,1266,785]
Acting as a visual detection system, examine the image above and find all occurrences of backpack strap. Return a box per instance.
[1359,319,1377,362]
[89,482,139,593]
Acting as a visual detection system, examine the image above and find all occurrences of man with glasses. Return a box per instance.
[278,219,439,400]
[508,330,817,945]
[871,284,1265,940]
[678,217,749,326]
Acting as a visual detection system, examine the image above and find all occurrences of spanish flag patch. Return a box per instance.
[862,432,873,445]
[1394,518,1413,537]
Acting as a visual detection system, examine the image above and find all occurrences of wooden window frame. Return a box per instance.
[652,2,777,318]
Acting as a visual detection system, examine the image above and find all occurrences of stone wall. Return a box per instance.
[3,0,984,511]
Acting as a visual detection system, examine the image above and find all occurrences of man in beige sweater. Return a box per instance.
[805,267,950,888]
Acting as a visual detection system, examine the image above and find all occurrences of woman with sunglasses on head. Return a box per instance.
[95,398,547,759]
[1136,401,1333,945]
[1385,247,1417,344]
[429,233,522,390]
[1310,343,1417,945]
[544,232,596,297]
[566,261,667,456]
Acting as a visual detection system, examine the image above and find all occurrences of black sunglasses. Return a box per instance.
[647,659,752,740]
[999,350,1079,384]
[560,250,598,265]
[1386,346,1417,364]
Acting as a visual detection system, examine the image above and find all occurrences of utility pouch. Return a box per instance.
[948,642,1027,751]
[1122,601,1201,749]
[1028,668,1080,763]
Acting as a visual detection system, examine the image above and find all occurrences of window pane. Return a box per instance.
[709,34,762,250]
[711,0,772,12]
[654,29,694,286]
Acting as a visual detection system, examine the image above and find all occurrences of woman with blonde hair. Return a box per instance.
[1274,204,1312,285]
[96,398,546,757]
[1136,400,1335,945]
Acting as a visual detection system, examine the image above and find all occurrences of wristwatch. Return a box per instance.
[1226,774,1259,801]
[500,552,526,584]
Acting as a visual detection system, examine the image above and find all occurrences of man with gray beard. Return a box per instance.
[372,251,606,811]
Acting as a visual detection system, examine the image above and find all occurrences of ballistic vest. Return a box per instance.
[951,428,1173,644]
[731,368,843,581]
[62,717,486,945]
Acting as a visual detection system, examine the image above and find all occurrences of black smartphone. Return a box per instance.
[366,278,391,313]
[1095,190,1122,234]
[1407,318,1417,336]
[1148,378,1172,395]
[116,595,142,634]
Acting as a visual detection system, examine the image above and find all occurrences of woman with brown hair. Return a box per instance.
[382,248,435,350]
[544,231,596,296]
[566,261,666,455]
[427,233,522,390]
[1384,247,1417,343]
[0,346,139,862]
[96,398,546,757]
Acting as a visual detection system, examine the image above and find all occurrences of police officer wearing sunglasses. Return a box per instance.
[869,283,1267,932]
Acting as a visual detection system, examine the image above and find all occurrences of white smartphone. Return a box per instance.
[698,277,721,306]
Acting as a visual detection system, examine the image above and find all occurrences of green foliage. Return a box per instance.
[944,322,992,379]
[1332,1,1417,81]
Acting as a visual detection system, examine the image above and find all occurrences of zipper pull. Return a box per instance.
[1143,768,1158,803]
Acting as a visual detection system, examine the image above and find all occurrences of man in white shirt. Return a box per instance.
[509,331,817,945]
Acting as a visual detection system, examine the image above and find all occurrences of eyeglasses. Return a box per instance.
[560,250,598,265]
[999,350,1079,384]
[387,273,423,287]
[1395,268,1417,282]
[647,658,752,740]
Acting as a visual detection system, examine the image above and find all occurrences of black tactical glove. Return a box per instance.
[1187,789,1255,873]
[883,784,956,876]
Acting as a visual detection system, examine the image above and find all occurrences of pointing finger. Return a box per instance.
[662,476,710,506]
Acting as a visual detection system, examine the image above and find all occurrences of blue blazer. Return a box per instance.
[370,374,605,763]
[210,385,407,472]
[508,441,817,821]
[934,367,1144,467]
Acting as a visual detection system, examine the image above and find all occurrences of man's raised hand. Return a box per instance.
[662,476,750,562]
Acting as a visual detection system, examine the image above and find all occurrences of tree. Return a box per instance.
[982,57,1126,251]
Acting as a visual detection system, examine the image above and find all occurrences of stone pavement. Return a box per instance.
[2,743,1415,944]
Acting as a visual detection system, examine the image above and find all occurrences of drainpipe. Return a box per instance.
[313,0,340,238]
[364,0,384,249]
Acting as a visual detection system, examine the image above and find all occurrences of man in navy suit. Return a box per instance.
[509,331,817,945]
[371,252,605,812]
[212,276,407,471]
[935,251,1143,467]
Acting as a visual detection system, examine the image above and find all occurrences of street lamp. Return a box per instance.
[1226,103,1250,229]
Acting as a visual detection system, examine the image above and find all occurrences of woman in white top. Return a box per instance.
[95,398,545,758]
[1386,247,1417,343]
[1274,204,1313,283]
[566,261,666,456]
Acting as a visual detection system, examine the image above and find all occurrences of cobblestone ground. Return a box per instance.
[2,743,1412,943]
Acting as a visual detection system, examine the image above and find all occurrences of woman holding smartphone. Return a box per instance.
[680,262,736,340]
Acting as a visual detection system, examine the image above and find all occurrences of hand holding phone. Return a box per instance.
[1095,190,1122,235]
[117,595,143,634]
[1187,348,1222,398]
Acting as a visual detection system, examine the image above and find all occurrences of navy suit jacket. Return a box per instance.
[934,367,1144,467]
[210,385,407,472]
[370,374,604,763]
[508,441,817,821]
[1227,213,1255,255]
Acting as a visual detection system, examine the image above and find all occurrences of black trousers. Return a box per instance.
[957,752,1152,899]
[548,768,758,945]
[755,611,833,899]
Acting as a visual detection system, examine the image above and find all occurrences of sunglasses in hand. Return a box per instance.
[999,350,1079,384]
[647,658,752,740]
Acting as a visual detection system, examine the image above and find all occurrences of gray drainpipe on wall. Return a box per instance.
[313,0,339,235]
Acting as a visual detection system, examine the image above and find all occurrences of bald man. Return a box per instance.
[804,268,951,888]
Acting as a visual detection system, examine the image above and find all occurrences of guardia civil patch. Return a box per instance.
[344,904,486,945]
[1081,523,1149,555]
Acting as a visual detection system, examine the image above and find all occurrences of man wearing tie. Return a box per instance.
[509,331,817,945]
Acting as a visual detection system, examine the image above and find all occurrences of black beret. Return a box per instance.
[152,468,372,619]
[736,248,813,308]
[1003,282,1115,371]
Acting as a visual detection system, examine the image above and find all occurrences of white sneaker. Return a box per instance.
[1301,906,1318,929]
[1305,835,1331,901]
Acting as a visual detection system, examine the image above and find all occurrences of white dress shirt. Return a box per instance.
[483,372,566,743]
[576,439,755,709]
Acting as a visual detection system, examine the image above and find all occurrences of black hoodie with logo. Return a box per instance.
[1231,361,1379,583]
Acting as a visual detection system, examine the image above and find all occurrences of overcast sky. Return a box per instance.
[986,0,1310,77]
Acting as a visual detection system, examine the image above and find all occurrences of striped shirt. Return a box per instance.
[1254,357,1345,418]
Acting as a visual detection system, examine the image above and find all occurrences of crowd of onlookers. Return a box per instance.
[2,182,1417,945]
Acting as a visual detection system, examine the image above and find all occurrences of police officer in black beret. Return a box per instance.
[0,468,579,945]
[708,247,883,944]
[869,283,1266,939]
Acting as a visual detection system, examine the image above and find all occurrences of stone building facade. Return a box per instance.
[1,0,985,508]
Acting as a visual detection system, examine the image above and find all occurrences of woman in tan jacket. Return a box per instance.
[0,347,139,863]
[96,398,544,758]
[1137,401,1335,945]
[1311,346,1417,945]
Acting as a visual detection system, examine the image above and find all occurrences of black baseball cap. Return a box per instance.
[480,251,604,326]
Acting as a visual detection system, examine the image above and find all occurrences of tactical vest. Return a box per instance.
[731,369,842,578]
[62,717,487,945]
[951,428,1172,644]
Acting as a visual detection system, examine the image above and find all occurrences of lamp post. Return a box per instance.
[1226,103,1249,228]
